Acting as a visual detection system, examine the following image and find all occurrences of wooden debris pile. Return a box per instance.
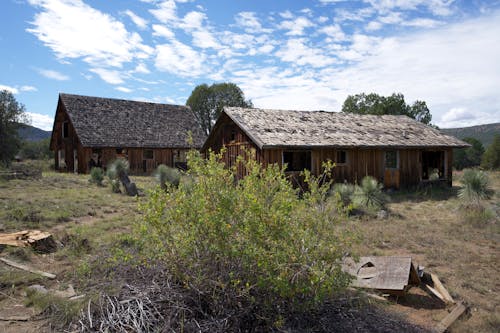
[343,256,469,332]
[0,230,57,253]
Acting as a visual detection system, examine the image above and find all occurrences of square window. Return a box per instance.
[385,151,398,169]
[337,150,347,164]
[144,149,154,159]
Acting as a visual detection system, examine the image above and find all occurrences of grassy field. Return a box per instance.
[0,167,498,332]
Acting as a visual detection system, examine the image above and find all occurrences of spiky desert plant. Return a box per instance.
[106,167,121,193]
[332,183,355,207]
[89,167,104,186]
[109,158,129,177]
[458,169,494,207]
[154,164,180,190]
[353,176,388,211]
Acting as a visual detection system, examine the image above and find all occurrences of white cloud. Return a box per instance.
[20,85,38,92]
[192,29,219,48]
[124,10,148,29]
[275,38,337,67]
[152,24,175,39]
[155,41,206,77]
[89,68,124,84]
[27,112,53,131]
[318,16,329,23]
[403,18,442,28]
[37,68,70,81]
[318,24,346,40]
[440,108,495,127]
[235,11,270,33]
[366,21,383,30]
[279,10,294,19]
[115,86,133,93]
[149,0,177,23]
[278,16,315,35]
[364,0,456,16]
[27,0,152,68]
[134,63,150,74]
[0,84,19,94]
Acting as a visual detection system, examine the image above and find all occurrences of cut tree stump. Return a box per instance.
[0,230,56,253]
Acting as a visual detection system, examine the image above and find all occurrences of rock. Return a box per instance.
[27,284,48,294]
[377,210,388,220]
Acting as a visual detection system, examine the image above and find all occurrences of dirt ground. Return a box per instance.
[0,169,498,332]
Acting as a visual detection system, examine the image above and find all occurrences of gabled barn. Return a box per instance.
[202,107,469,188]
[50,93,206,174]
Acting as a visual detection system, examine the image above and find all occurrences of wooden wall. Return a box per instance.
[203,114,455,188]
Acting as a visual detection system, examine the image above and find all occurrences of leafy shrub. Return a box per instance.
[481,134,500,170]
[89,167,104,186]
[137,150,352,326]
[353,176,387,211]
[458,169,494,207]
[153,164,180,189]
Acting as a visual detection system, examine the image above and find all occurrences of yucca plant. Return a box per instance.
[153,164,180,190]
[458,169,494,207]
[332,183,355,207]
[353,176,388,211]
[106,167,121,193]
[89,167,104,186]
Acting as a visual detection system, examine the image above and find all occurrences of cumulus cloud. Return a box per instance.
[155,41,206,77]
[37,68,70,81]
[149,0,177,23]
[278,16,315,35]
[27,112,54,130]
[152,24,175,39]
[27,0,152,68]
[0,84,19,94]
[90,68,124,84]
[20,85,38,92]
[235,11,271,33]
[275,38,337,67]
[124,9,148,29]
[115,86,133,93]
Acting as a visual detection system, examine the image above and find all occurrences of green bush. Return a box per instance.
[481,134,500,170]
[458,169,494,207]
[353,176,387,211]
[108,158,129,176]
[137,150,352,324]
[89,167,104,186]
[153,164,180,189]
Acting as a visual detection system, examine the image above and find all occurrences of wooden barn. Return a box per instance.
[50,93,206,174]
[202,107,469,189]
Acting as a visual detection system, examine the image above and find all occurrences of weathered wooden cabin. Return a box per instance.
[50,93,206,174]
[202,107,469,188]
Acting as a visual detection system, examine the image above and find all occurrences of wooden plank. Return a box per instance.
[431,273,454,304]
[0,258,56,279]
[423,283,446,303]
[434,302,467,333]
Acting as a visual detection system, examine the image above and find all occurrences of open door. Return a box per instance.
[421,151,445,181]
[384,150,400,189]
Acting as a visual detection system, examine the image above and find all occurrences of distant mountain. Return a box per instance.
[441,123,499,147]
[17,124,52,141]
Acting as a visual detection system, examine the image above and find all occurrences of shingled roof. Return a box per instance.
[58,93,206,148]
[219,107,469,149]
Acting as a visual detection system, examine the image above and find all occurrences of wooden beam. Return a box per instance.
[0,258,56,279]
[434,302,467,333]
[431,273,454,304]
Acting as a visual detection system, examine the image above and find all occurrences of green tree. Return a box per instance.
[19,138,51,160]
[481,134,500,170]
[453,137,485,170]
[342,92,432,125]
[186,82,252,134]
[0,90,30,166]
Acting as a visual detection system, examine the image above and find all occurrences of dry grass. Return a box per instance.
[346,171,499,332]
[0,169,498,332]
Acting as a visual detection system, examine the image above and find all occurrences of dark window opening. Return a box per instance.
[337,150,347,164]
[62,122,69,138]
[144,149,154,160]
[283,151,311,172]
[422,151,445,180]
[230,130,236,142]
[385,151,398,169]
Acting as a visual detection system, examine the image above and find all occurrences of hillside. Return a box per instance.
[441,122,499,147]
[17,123,52,141]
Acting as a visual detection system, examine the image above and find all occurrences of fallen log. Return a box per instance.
[0,230,56,253]
[0,258,56,279]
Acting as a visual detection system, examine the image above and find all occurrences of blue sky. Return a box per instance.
[1,0,500,130]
